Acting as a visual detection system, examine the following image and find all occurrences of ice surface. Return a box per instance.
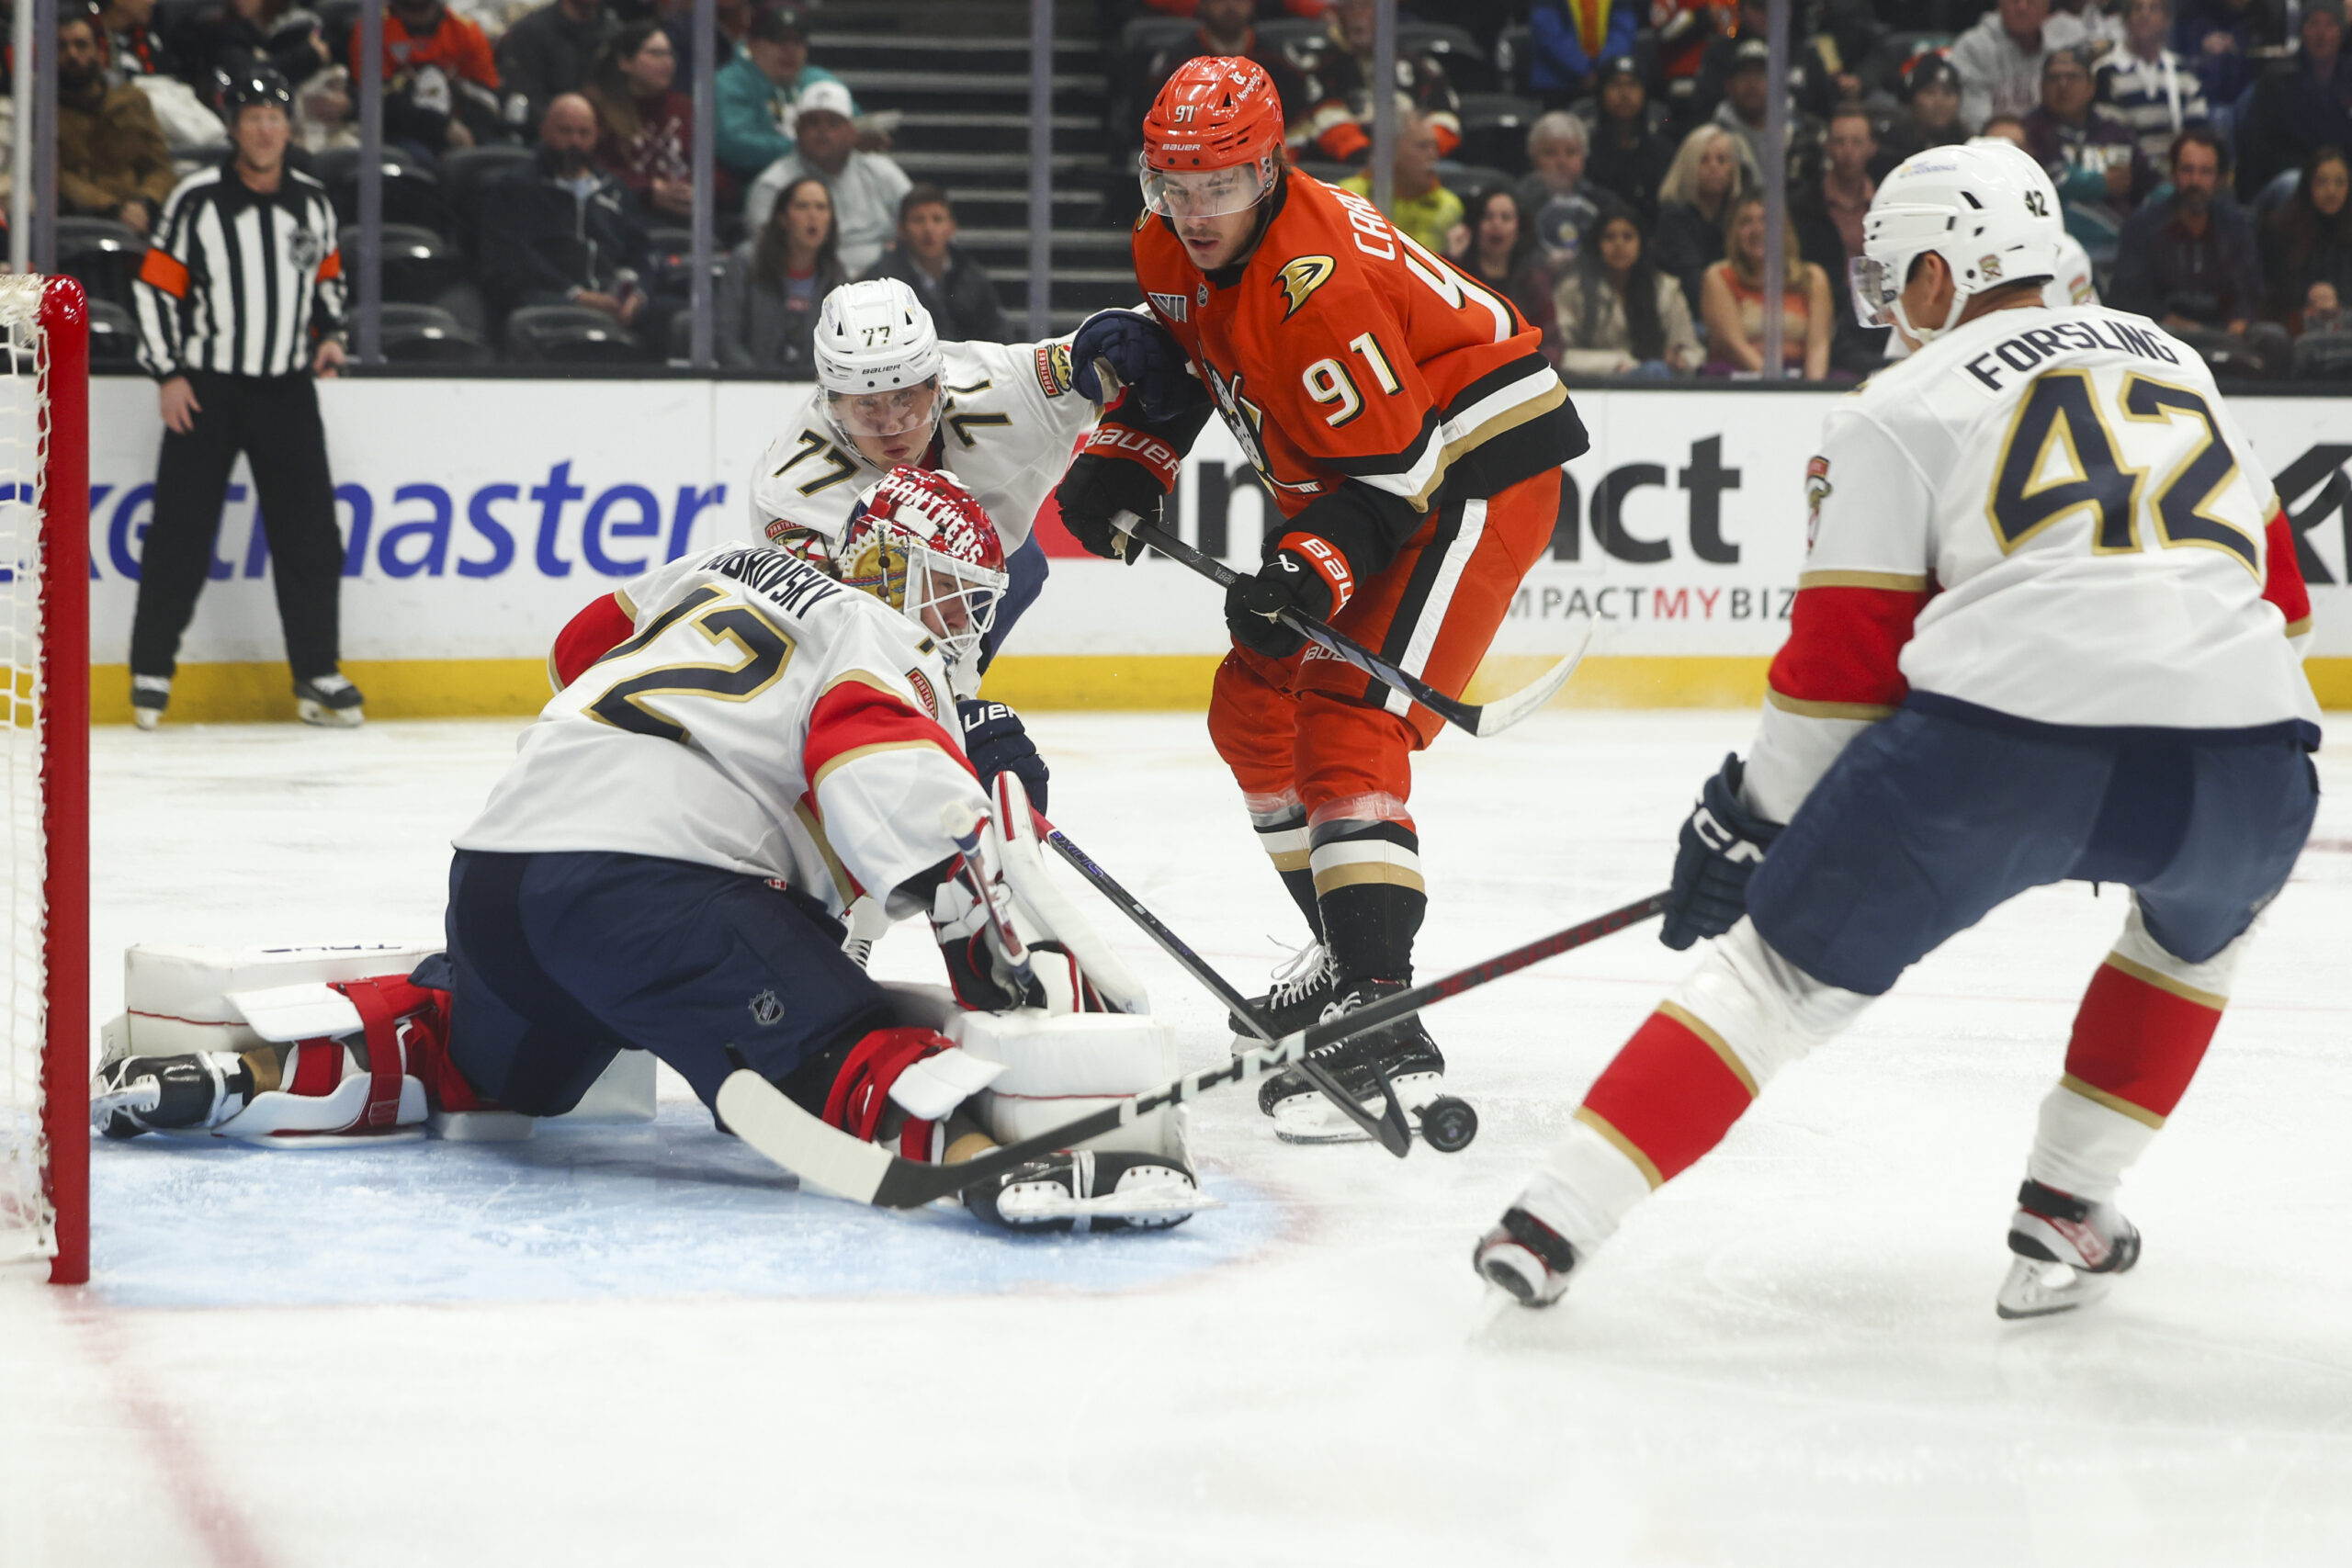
[3,711,2348,1566]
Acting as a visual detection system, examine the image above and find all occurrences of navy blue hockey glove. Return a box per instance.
[956,698,1048,813]
[1661,754,1783,951]
[1070,310,1207,420]
[1225,536,1351,660]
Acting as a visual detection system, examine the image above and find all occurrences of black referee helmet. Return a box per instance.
[217,65,294,124]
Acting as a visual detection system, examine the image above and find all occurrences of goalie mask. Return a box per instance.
[813,278,944,464]
[839,467,1008,671]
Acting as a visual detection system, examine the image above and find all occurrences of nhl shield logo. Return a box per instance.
[288,226,328,271]
[749,988,783,1026]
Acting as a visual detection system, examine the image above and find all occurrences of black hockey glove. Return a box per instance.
[956,698,1048,813]
[1225,536,1353,660]
[1661,754,1783,951]
[1071,309,1208,420]
[1055,442,1170,563]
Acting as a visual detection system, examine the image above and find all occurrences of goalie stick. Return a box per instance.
[714,888,1672,1210]
[1115,517,1590,740]
[1039,819,1411,1155]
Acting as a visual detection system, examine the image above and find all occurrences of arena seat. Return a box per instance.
[503,304,643,366]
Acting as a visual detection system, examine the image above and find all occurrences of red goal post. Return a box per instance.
[0,275,89,1286]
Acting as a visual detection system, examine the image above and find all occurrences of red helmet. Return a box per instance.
[1139,57,1284,217]
[840,466,1008,671]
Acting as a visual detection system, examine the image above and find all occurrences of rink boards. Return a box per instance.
[77,378,2352,721]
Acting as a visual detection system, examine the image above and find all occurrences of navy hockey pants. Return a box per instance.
[1747,695,2319,998]
[439,850,894,1115]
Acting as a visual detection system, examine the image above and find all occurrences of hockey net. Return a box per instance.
[0,275,88,1286]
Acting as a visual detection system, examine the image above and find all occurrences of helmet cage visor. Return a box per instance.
[822,377,944,444]
[1849,254,1901,330]
[853,533,1002,669]
[1139,151,1278,219]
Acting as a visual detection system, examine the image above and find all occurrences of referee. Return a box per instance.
[130,67,363,729]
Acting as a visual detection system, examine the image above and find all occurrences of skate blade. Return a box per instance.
[1996,1256,2116,1320]
[1271,1074,1441,1145]
[297,699,365,728]
[994,1180,1220,1224]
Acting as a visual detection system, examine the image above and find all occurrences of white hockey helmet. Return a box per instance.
[1850,140,2062,343]
[813,278,945,457]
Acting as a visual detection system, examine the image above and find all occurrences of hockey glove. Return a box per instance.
[1056,437,1177,563]
[1071,309,1208,420]
[956,698,1048,813]
[1661,754,1783,951]
[1225,535,1354,660]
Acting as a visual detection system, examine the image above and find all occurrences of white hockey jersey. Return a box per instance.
[744,335,1100,556]
[1746,303,2319,821]
[457,545,984,915]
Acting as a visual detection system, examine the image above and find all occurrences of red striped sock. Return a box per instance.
[1577,1005,1759,1187]
[2062,958,2224,1126]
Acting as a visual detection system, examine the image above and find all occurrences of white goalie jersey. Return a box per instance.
[746,335,1100,557]
[457,544,985,916]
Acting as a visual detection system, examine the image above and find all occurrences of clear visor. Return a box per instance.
[824,378,943,440]
[1849,254,1900,329]
[1138,153,1274,220]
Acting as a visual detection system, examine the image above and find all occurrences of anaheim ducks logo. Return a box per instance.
[1274,255,1337,320]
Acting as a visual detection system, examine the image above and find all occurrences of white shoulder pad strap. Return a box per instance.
[988,774,1148,1014]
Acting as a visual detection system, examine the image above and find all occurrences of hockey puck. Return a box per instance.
[1418,1096,1478,1154]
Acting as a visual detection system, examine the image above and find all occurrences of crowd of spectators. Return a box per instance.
[1114,0,2352,380]
[25,0,1023,369]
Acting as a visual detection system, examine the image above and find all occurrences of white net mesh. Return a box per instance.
[0,274,52,1272]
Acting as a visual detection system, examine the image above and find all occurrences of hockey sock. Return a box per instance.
[1244,791,1324,940]
[2029,901,2238,1202]
[1519,921,1871,1253]
[1308,795,1424,984]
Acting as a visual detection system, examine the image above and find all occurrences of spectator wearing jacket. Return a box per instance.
[1555,207,1702,377]
[1579,57,1674,224]
[864,185,1010,344]
[1872,54,1968,178]
[2111,129,2270,339]
[2098,0,2210,167]
[2172,0,2282,111]
[2027,47,2154,220]
[1517,111,1608,269]
[2260,143,2352,330]
[2237,0,2352,199]
[349,0,503,155]
[714,6,855,184]
[1291,0,1461,163]
[717,175,846,376]
[498,0,621,134]
[98,0,179,81]
[177,0,332,96]
[583,21,695,221]
[1654,122,1759,310]
[1529,0,1638,108]
[744,80,908,276]
[58,14,175,237]
[1136,0,1309,130]
[479,95,650,330]
[1953,0,2088,130]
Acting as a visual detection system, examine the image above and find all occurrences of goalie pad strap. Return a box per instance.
[334,976,411,1129]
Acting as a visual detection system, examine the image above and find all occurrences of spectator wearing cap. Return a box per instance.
[865,185,1011,344]
[57,12,175,237]
[1517,112,1606,270]
[2027,45,2154,227]
[1693,0,1855,124]
[1953,0,2089,130]
[349,0,503,155]
[744,79,910,276]
[1340,109,1462,254]
[1135,0,1308,134]
[479,94,652,333]
[1874,55,1968,177]
[1711,39,1810,177]
[2099,0,2209,167]
[584,21,697,220]
[715,6,858,184]
[2172,0,2283,115]
[1580,57,1674,223]
[1529,0,1639,108]
[2111,127,2287,366]
[2238,0,2352,199]
[497,0,621,134]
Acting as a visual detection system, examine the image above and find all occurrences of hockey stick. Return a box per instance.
[714,888,1672,1210]
[1117,517,1591,740]
[1040,820,1411,1155]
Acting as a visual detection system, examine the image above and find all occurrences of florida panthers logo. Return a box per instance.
[1804,456,1833,549]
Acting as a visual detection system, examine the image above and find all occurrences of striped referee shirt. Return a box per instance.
[134,163,347,380]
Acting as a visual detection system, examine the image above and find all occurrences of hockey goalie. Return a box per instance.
[91,468,1204,1233]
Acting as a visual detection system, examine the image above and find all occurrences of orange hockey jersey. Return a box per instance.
[1127,171,1583,576]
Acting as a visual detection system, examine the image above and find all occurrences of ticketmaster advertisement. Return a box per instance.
[81,380,2352,715]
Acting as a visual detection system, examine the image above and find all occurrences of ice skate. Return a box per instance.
[1475,1207,1578,1307]
[294,672,366,728]
[1228,938,1339,1048]
[1996,1179,2142,1320]
[130,673,171,730]
[90,1052,254,1139]
[960,1147,1208,1233]
[1258,980,1448,1144]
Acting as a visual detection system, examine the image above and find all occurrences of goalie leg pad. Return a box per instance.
[949,1009,1188,1165]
